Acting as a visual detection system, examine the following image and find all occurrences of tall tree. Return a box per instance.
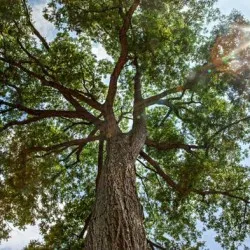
[0,0,249,249]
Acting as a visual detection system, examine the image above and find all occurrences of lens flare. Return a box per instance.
[211,23,250,75]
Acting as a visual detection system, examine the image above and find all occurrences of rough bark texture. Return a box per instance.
[84,134,148,250]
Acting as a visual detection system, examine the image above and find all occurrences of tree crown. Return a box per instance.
[0,0,250,249]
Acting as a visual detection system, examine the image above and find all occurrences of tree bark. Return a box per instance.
[84,134,148,250]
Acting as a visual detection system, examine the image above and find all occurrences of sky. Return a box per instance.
[0,0,250,249]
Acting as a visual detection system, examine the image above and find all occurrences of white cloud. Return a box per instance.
[0,224,42,250]
[30,0,57,41]
[91,43,113,61]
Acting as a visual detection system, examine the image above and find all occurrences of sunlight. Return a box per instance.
[211,23,250,74]
[239,25,250,32]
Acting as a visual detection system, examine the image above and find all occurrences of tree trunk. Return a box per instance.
[84,134,148,250]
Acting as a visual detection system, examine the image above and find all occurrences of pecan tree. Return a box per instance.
[0,0,249,249]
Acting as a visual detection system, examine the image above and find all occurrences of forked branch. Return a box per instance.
[0,55,103,112]
[144,63,213,107]
[140,151,250,204]
[105,0,140,110]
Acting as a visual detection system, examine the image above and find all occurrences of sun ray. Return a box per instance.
[211,23,250,74]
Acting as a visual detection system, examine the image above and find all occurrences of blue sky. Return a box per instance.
[0,0,250,249]
[216,0,250,18]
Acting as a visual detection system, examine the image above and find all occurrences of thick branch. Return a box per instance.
[14,39,86,112]
[0,60,103,127]
[130,57,146,151]
[140,151,181,192]
[140,151,249,204]
[0,55,103,112]
[132,57,144,118]
[105,0,140,110]
[144,63,213,107]
[0,116,47,132]
[0,100,85,119]
[143,86,183,107]
[75,128,99,162]
[14,16,103,111]
[45,80,103,112]
[27,135,101,154]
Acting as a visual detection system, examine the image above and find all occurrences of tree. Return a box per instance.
[0,0,249,249]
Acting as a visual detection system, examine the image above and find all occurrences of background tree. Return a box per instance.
[0,0,249,249]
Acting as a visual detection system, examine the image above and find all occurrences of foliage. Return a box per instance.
[0,0,250,249]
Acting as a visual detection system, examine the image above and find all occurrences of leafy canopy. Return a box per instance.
[0,0,250,249]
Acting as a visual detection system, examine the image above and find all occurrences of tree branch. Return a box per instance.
[44,80,103,112]
[147,239,166,250]
[208,115,250,144]
[62,121,92,132]
[192,188,250,204]
[78,213,92,239]
[22,0,50,51]
[133,57,143,117]
[140,151,249,204]
[0,116,48,132]
[144,63,213,107]
[0,100,86,119]
[145,138,205,153]
[130,56,147,152]
[0,58,102,125]
[140,151,182,192]
[143,86,183,107]
[27,135,101,155]
[137,158,157,174]
[105,0,140,110]
[0,53,103,112]
[75,128,99,162]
